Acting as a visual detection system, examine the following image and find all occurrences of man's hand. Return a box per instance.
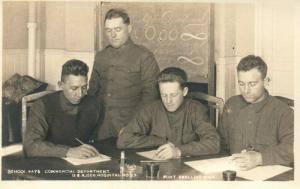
[231,151,263,170]
[66,144,99,159]
[154,142,181,160]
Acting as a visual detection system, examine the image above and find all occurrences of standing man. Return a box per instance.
[218,55,294,170]
[88,8,160,140]
[24,59,102,158]
[117,67,220,159]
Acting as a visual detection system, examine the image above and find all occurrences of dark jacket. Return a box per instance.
[24,91,102,157]
[218,91,294,166]
[88,38,160,139]
[117,99,220,157]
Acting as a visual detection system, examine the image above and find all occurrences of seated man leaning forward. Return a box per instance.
[218,55,294,170]
[117,67,220,159]
[24,59,102,158]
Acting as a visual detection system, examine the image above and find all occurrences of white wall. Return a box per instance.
[2,1,96,88]
[254,1,295,99]
[215,1,295,101]
[42,1,96,89]
[215,3,255,101]
[2,2,28,81]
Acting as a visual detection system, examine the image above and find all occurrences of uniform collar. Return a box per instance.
[109,37,133,53]
[165,98,188,115]
[241,89,270,113]
[59,91,79,113]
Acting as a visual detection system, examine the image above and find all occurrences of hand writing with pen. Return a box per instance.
[153,142,181,160]
[66,138,100,159]
[230,147,263,171]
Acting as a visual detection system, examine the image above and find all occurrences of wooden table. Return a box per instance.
[1,138,294,181]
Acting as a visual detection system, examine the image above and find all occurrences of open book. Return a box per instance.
[63,154,111,166]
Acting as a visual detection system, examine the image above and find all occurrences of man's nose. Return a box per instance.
[244,85,251,94]
[166,96,172,104]
[111,31,117,38]
[76,89,84,97]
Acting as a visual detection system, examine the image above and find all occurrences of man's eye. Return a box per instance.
[171,93,178,97]
[238,82,245,86]
[161,94,167,98]
[249,82,257,87]
[115,28,121,32]
[105,29,112,33]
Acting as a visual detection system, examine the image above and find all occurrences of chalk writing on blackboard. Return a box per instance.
[145,26,156,41]
[177,56,204,66]
[101,3,211,82]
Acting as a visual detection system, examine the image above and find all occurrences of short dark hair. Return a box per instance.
[61,59,89,81]
[158,67,187,89]
[237,55,268,79]
[104,8,130,25]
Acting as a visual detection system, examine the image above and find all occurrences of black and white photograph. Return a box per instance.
[1,0,299,188]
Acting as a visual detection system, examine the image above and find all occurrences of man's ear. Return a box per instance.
[58,81,63,89]
[128,24,132,34]
[264,77,270,88]
[183,87,189,97]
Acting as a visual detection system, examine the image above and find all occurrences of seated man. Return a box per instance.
[117,67,220,159]
[24,59,102,158]
[218,55,294,170]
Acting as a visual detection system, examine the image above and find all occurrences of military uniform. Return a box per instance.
[88,38,160,139]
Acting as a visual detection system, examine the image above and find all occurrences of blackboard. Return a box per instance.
[100,2,212,83]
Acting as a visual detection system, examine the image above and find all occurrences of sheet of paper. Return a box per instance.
[63,154,111,166]
[2,144,22,156]
[185,156,236,174]
[237,165,292,181]
[184,157,292,180]
[137,150,165,160]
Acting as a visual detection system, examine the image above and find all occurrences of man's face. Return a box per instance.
[59,75,88,105]
[237,68,266,104]
[104,17,131,48]
[159,82,188,112]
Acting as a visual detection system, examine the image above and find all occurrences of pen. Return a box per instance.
[154,138,169,157]
[75,137,85,145]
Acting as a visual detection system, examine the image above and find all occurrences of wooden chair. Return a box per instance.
[21,90,54,141]
[187,91,224,127]
[2,91,54,156]
[275,96,294,107]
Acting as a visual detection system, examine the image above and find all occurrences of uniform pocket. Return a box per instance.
[115,66,141,84]
[119,107,135,118]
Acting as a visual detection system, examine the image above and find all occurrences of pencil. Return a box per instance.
[75,137,85,145]
[140,160,168,163]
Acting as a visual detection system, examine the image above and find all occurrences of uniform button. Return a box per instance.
[107,93,111,97]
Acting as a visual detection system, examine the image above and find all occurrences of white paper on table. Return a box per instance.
[184,156,292,180]
[2,144,23,156]
[63,154,111,166]
[237,165,292,181]
[185,156,236,174]
[137,150,164,160]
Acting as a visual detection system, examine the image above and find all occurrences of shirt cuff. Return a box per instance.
[260,151,274,165]
[57,145,70,158]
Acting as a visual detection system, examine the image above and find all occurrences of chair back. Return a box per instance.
[187,91,224,127]
[21,91,54,141]
[275,96,294,108]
